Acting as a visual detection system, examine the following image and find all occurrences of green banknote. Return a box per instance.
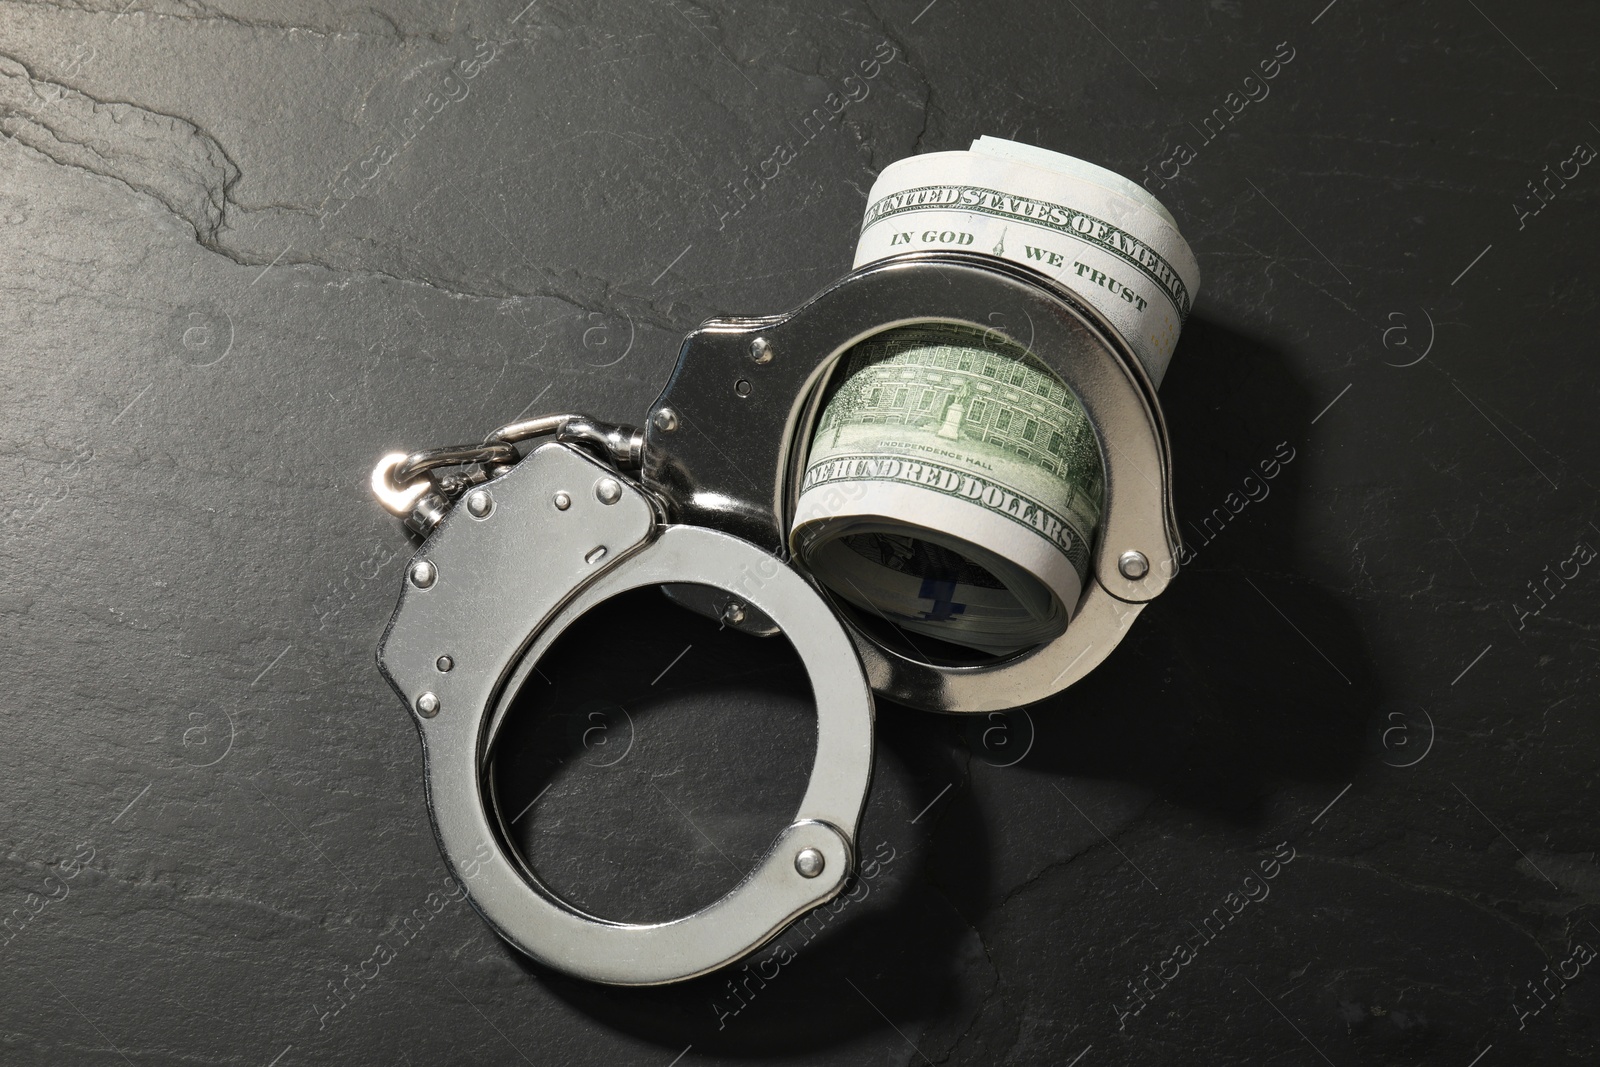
[791,324,1104,656]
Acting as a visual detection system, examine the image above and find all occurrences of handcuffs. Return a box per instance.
[369,250,1181,985]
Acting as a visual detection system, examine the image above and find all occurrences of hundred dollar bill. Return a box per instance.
[789,138,1196,656]
[792,324,1104,655]
[852,136,1200,386]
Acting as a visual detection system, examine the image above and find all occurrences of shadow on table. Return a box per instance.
[1010,312,1384,819]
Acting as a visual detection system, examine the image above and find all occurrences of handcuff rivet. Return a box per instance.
[553,491,572,511]
[734,379,753,398]
[466,490,493,518]
[436,655,454,673]
[749,337,773,364]
[1118,550,1150,581]
[410,560,437,589]
[794,848,824,878]
[415,692,440,717]
[595,478,622,505]
[722,602,746,626]
[653,408,679,432]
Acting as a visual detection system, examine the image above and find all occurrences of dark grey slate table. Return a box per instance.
[2,1,1596,1064]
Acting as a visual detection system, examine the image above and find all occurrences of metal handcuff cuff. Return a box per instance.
[369,249,1180,986]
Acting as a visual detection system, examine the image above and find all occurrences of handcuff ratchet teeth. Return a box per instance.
[370,251,1181,985]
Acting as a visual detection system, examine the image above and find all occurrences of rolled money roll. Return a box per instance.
[793,324,1104,656]
[851,136,1199,385]
[792,139,1196,656]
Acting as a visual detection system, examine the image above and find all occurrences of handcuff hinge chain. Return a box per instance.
[372,413,644,535]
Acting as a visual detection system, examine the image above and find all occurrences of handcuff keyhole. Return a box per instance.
[734,378,752,398]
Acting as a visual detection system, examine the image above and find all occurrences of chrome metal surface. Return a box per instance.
[641,251,1181,712]
[371,452,432,516]
[374,413,652,538]
[490,413,645,469]
[657,582,782,638]
[557,415,646,470]
[377,442,874,986]
[486,413,575,445]
[794,847,825,878]
[393,441,518,488]
[594,477,622,505]
[405,491,450,538]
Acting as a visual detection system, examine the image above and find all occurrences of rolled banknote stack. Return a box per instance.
[791,138,1199,657]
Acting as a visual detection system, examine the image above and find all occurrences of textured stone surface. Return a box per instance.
[1,1,1597,1064]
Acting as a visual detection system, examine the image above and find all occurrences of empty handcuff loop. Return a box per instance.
[376,443,872,985]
